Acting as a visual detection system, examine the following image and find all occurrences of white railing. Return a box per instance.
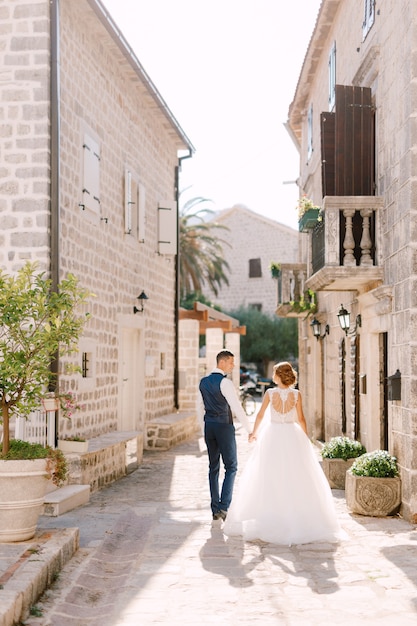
[15,409,57,447]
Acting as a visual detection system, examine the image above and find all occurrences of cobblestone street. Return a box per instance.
[19,422,417,625]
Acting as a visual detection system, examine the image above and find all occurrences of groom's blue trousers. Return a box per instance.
[204,421,237,515]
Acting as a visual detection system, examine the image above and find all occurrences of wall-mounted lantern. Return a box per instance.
[387,369,401,401]
[133,290,149,314]
[337,304,361,336]
[310,317,330,341]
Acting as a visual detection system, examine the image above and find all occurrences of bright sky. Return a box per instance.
[101,0,322,230]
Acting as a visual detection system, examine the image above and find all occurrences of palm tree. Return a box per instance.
[179,196,230,301]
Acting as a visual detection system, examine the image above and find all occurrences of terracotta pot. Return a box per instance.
[345,470,401,516]
[0,458,48,542]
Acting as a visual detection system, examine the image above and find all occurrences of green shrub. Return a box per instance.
[350,450,399,478]
[321,436,366,461]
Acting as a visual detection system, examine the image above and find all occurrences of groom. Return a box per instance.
[198,350,251,522]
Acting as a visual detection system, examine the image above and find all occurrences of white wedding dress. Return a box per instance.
[224,387,344,545]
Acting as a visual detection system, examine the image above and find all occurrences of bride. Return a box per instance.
[223,361,345,545]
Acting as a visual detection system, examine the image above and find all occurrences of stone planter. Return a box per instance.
[345,470,401,517]
[0,458,49,542]
[58,439,88,454]
[298,208,320,232]
[321,457,355,489]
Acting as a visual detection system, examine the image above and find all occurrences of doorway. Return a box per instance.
[120,326,144,432]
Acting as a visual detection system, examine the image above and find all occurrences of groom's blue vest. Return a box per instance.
[199,372,232,424]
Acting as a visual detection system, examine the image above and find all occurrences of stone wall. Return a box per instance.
[0,0,51,271]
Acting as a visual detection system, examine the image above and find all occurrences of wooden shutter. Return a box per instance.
[158,202,177,255]
[124,170,133,234]
[138,182,145,243]
[320,85,374,197]
[335,84,374,195]
[321,112,336,196]
[82,135,100,213]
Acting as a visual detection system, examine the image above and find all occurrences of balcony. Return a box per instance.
[275,264,316,318]
[305,196,384,292]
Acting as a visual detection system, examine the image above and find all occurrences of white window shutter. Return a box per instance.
[158,201,177,255]
[83,134,100,214]
[124,169,132,234]
[328,41,336,110]
[138,182,145,243]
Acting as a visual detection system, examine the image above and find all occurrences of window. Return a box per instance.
[81,351,91,378]
[328,41,336,110]
[249,258,262,278]
[249,303,262,312]
[78,339,96,392]
[307,103,313,161]
[82,134,100,214]
[362,0,375,39]
[125,169,145,241]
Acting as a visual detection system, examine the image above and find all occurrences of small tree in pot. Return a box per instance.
[0,262,91,455]
[0,262,91,542]
[321,436,366,489]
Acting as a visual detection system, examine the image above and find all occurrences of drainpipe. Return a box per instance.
[50,0,60,291]
[49,0,60,440]
[174,150,193,409]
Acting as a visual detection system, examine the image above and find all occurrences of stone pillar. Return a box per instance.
[206,328,224,373]
[178,319,200,411]
[225,332,241,389]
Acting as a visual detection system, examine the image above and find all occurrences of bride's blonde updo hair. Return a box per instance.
[273,361,297,387]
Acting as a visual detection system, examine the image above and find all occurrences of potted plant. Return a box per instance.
[320,436,366,489]
[0,261,91,542]
[345,450,401,517]
[269,262,281,279]
[296,195,321,232]
[0,439,68,543]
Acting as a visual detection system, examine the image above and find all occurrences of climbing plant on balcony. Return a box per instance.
[288,289,317,317]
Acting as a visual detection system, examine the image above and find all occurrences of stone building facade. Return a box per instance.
[206,205,298,316]
[0,0,194,454]
[285,0,417,521]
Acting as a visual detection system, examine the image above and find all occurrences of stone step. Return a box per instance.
[43,484,90,517]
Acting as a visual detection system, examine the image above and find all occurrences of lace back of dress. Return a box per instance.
[271,387,297,415]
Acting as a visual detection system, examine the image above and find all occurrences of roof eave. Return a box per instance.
[87,0,195,153]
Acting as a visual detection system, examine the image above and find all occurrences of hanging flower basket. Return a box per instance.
[298,208,321,232]
[42,395,60,412]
